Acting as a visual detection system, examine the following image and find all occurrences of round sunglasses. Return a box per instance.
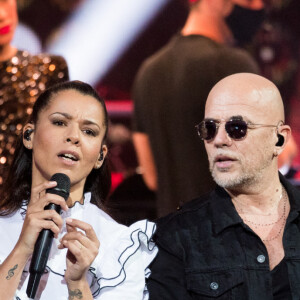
[196,119,282,141]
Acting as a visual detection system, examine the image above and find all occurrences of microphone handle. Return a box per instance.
[26,203,61,298]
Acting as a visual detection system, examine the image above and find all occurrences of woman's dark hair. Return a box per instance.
[0,80,111,215]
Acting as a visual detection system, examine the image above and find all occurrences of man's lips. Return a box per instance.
[0,26,11,35]
[214,155,236,168]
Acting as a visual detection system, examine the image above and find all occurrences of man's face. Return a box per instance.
[204,87,277,190]
[231,0,264,10]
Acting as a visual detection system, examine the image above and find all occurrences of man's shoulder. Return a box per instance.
[140,35,219,69]
[137,38,176,75]
[156,191,213,233]
[217,46,259,74]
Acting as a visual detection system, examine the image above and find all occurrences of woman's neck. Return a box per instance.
[67,188,85,207]
[0,44,17,62]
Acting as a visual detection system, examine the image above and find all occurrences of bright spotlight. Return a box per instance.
[47,0,170,85]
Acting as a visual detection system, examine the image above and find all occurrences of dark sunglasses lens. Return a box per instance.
[198,121,217,140]
[225,120,247,140]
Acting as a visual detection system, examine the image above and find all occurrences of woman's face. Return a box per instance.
[0,0,18,47]
[26,89,107,191]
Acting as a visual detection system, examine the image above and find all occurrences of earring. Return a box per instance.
[99,151,104,161]
[94,160,102,169]
[24,129,33,141]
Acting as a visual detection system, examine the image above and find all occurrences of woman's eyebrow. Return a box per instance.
[49,112,72,119]
[82,120,101,130]
[49,112,101,129]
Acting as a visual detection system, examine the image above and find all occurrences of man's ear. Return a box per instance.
[23,123,35,149]
[94,145,108,169]
[275,124,291,155]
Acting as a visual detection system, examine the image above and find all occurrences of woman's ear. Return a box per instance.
[23,124,35,149]
[94,145,108,169]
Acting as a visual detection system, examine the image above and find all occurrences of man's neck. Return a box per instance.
[0,44,17,62]
[181,9,233,44]
[227,175,283,214]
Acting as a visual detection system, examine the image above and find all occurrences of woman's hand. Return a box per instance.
[58,218,100,283]
[16,180,69,257]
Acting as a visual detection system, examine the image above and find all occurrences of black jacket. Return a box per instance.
[148,174,300,299]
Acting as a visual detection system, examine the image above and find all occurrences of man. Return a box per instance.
[147,73,299,299]
[132,0,265,217]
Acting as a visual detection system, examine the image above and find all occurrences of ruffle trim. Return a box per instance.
[88,219,157,297]
[17,198,157,298]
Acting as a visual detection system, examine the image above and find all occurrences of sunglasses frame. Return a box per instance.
[196,118,283,141]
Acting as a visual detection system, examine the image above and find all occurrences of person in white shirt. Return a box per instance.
[0,80,157,300]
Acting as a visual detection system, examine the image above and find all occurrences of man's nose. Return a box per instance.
[213,124,232,147]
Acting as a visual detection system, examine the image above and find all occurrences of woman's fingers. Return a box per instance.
[66,219,99,245]
[60,231,91,249]
[42,193,69,212]
[58,219,99,258]
[26,209,64,237]
[17,180,70,256]
[30,180,57,204]
[30,180,69,212]
[59,219,101,282]
[28,191,69,214]
[62,239,95,269]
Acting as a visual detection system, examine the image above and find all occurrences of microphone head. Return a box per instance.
[46,173,70,201]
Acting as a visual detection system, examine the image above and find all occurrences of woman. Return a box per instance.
[0,0,69,186]
[0,81,157,299]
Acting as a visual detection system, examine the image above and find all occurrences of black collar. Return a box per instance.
[210,173,300,235]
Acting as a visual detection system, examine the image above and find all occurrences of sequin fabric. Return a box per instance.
[0,50,69,185]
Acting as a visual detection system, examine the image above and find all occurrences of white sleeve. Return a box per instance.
[96,248,146,300]
[90,220,158,300]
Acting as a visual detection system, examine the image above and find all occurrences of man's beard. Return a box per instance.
[210,165,258,189]
[209,153,270,189]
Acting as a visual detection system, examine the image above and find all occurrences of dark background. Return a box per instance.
[16,0,300,223]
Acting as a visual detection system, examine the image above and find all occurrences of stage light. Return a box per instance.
[47,0,170,85]
[12,23,42,54]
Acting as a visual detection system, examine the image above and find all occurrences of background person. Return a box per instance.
[0,81,156,299]
[147,73,297,299]
[132,0,264,217]
[0,0,69,186]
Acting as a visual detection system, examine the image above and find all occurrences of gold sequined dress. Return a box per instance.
[0,50,69,184]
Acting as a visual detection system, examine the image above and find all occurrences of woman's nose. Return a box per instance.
[65,126,80,145]
[66,137,79,145]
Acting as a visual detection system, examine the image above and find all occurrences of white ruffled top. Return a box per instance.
[0,192,157,299]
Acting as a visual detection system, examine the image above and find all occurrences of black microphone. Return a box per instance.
[26,173,70,299]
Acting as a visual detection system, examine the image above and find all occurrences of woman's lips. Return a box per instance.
[0,25,11,35]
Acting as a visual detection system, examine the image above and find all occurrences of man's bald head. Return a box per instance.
[205,73,284,124]
[203,73,291,191]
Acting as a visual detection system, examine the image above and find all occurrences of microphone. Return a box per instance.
[26,173,70,299]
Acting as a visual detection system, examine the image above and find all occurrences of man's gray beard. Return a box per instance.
[210,167,259,189]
